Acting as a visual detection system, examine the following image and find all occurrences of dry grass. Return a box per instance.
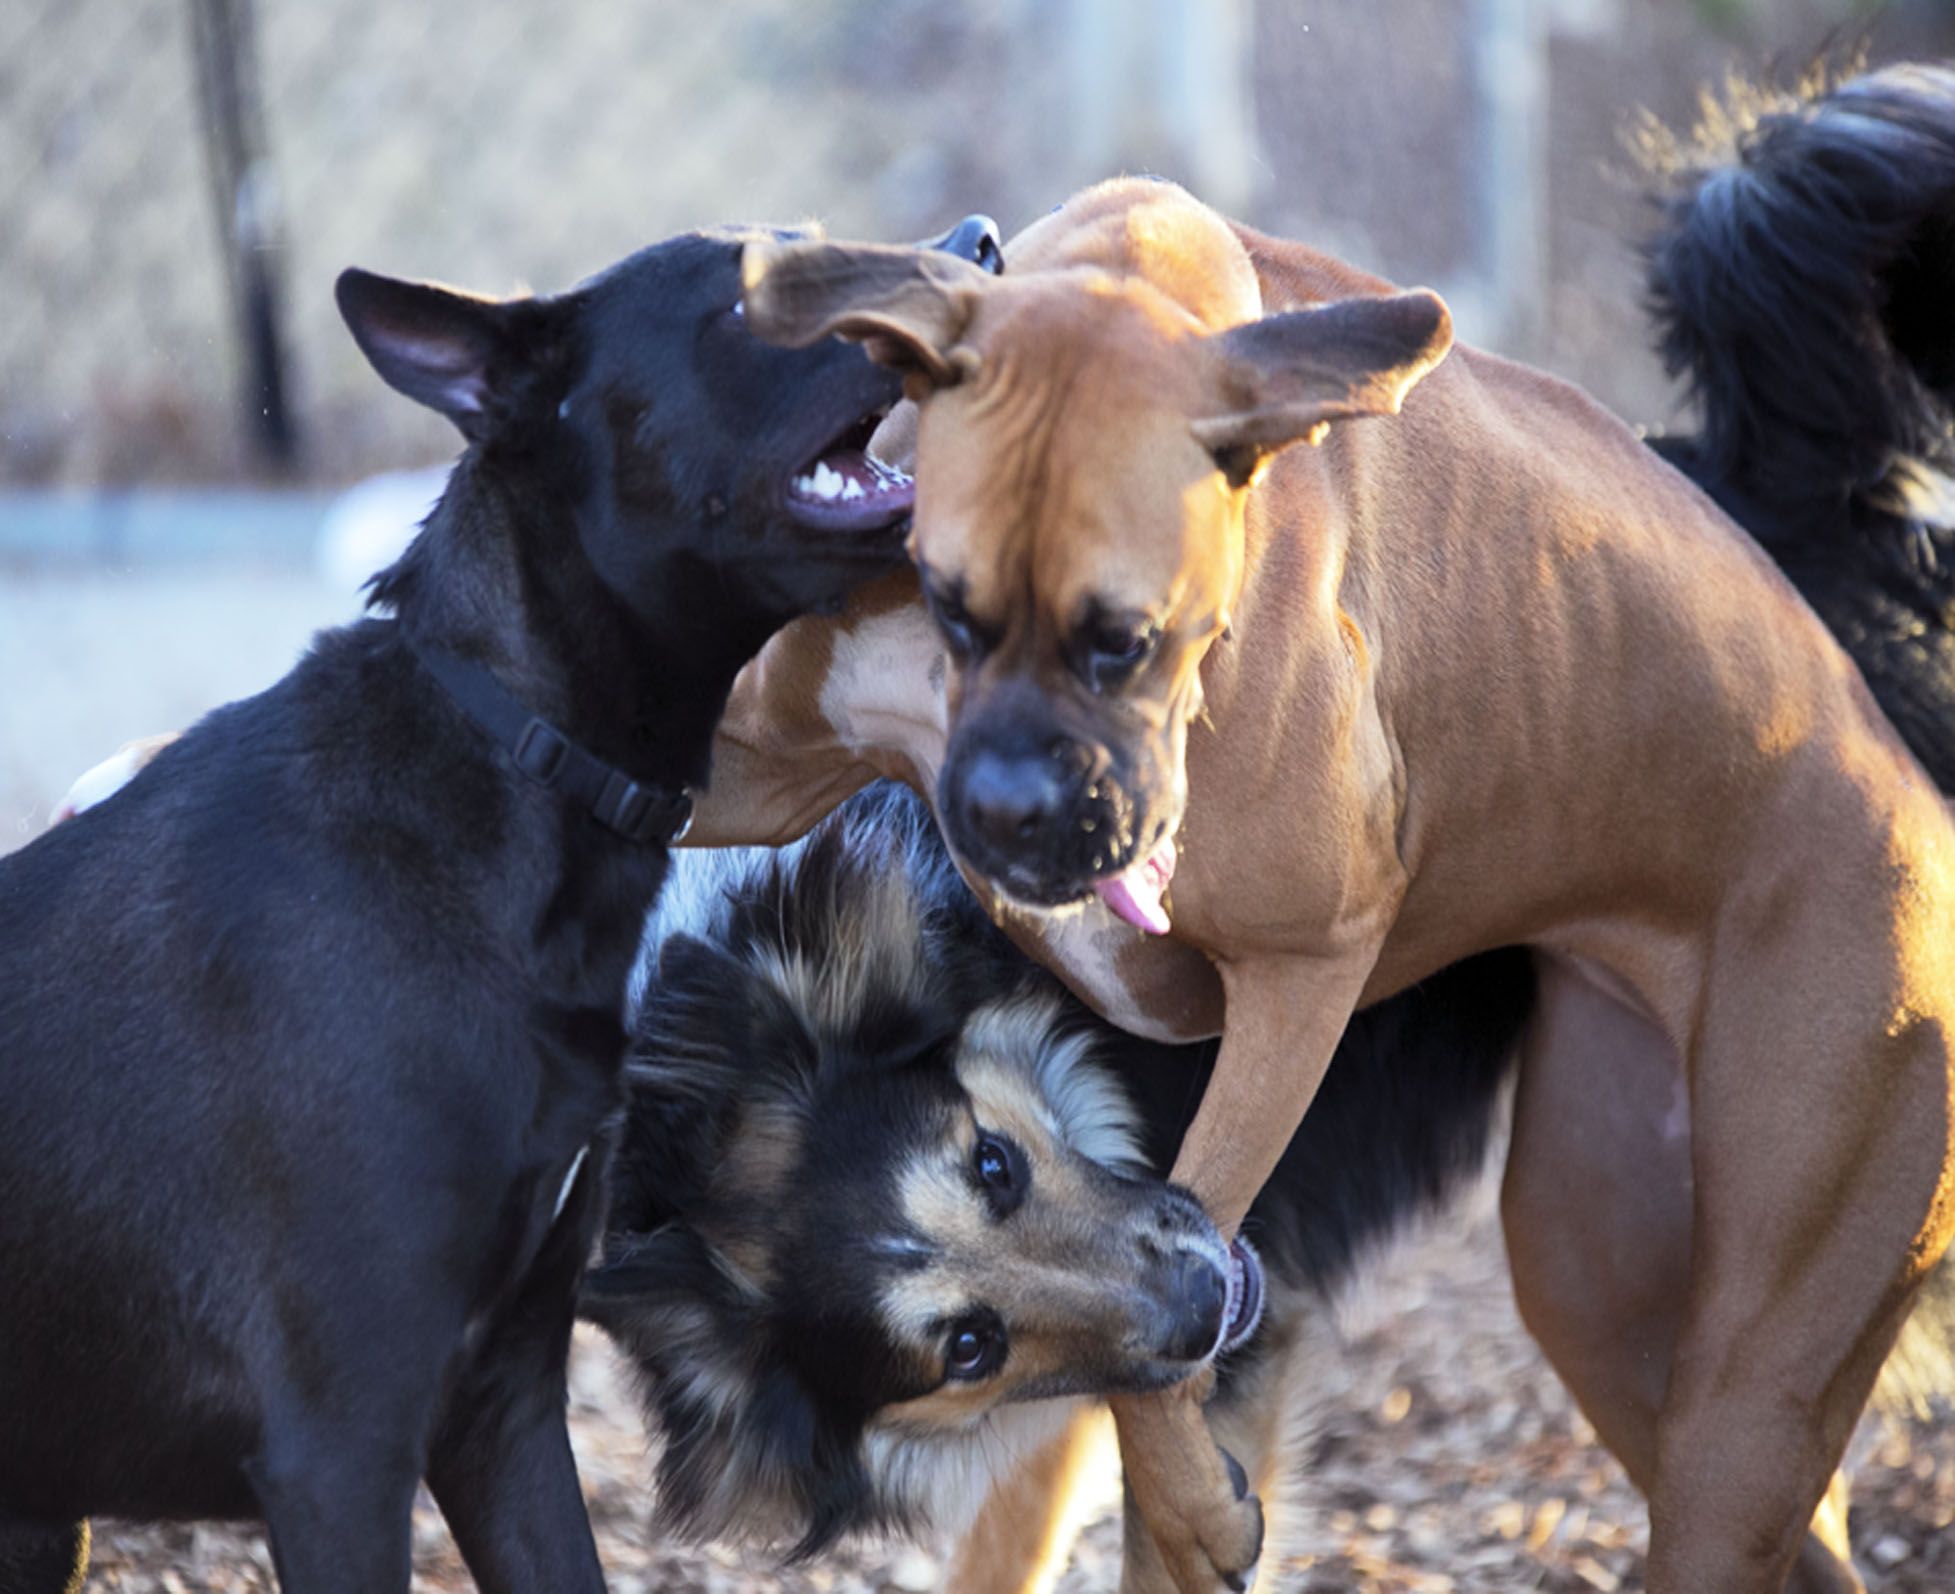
[85,1201,1955,1593]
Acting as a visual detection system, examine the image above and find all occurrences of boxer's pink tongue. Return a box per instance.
[1095,837,1176,936]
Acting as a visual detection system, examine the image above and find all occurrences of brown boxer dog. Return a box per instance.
[713,178,1955,1594]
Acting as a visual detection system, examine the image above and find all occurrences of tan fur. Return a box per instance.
[703,178,1955,1592]
[876,1013,1176,1430]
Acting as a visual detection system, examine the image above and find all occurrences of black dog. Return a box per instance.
[0,215,998,1591]
[1645,60,1955,790]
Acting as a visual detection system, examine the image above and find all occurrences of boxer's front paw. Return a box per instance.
[1166,1450,1263,1594]
[1114,1386,1265,1594]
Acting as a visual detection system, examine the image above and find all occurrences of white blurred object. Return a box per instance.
[314,464,451,592]
[50,733,180,825]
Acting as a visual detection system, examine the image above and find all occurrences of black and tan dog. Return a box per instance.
[585,781,1529,1578]
[0,218,1000,1591]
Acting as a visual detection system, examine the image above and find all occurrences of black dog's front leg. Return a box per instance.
[425,1163,607,1594]
[428,1398,603,1594]
[248,1437,419,1594]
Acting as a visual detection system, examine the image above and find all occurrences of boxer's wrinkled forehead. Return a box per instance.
[740,231,1453,675]
[907,283,1243,648]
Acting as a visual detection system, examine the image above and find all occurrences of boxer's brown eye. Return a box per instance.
[1211,443,1262,490]
[1083,622,1158,690]
[926,583,981,658]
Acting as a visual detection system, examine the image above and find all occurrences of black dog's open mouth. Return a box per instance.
[784,406,914,533]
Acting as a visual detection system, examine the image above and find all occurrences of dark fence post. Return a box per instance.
[188,0,297,470]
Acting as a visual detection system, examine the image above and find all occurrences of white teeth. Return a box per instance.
[794,452,912,505]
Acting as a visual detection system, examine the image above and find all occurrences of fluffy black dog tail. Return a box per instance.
[1644,61,1955,547]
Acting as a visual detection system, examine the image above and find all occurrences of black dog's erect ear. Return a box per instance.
[1193,289,1454,478]
[336,268,547,440]
[741,239,992,390]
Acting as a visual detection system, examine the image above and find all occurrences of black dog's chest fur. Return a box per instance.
[0,622,656,1520]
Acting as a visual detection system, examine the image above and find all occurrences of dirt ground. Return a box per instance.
[78,1196,1955,1592]
[7,570,1952,1591]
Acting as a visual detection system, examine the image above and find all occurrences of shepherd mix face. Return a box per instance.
[737,182,1451,933]
[584,793,1262,1553]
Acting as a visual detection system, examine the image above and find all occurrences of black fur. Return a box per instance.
[0,229,922,1590]
[1646,61,1955,788]
[589,783,1533,1555]
[1646,56,1955,1373]
[592,788,1042,1555]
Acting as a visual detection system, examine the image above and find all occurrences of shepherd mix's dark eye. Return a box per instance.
[945,1312,1007,1379]
[975,1135,1012,1188]
[973,1132,1027,1215]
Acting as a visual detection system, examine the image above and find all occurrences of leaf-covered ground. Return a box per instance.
[86,1195,1954,1593]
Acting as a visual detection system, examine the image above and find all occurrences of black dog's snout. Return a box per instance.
[1154,1248,1229,1363]
[922,214,1005,276]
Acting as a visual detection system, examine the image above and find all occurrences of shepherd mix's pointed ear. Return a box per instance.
[336,267,550,440]
[741,240,991,388]
[1194,289,1453,473]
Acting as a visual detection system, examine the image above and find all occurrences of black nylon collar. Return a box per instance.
[410,642,693,846]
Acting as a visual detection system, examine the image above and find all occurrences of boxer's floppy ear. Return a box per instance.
[1193,289,1452,478]
[741,240,986,387]
[337,268,546,441]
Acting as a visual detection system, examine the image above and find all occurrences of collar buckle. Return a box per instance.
[514,718,571,786]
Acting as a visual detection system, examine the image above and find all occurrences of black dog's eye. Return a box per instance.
[945,1314,1007,1380]
[1083,621,1159,691]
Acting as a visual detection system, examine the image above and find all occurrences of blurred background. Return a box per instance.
[7,2,1955,1589]
[7,0,1955,829]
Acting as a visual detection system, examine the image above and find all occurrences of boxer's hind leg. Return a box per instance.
[1501,962,1693,1486]
[1638,900,1953,1594]
[1501,963,1867,1591]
